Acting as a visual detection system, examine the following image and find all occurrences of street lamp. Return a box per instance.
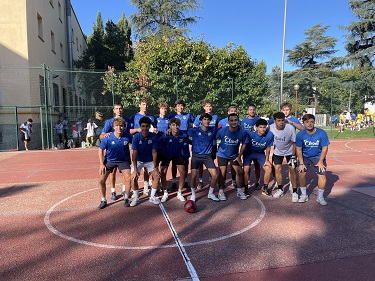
[294,84,299,116]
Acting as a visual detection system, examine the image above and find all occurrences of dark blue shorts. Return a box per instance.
[191,153,216,170]
[106,161,131,172]
[243,151,266,167]
[302,157,327,175]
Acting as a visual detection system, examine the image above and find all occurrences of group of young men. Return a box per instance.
[97,99,330,209]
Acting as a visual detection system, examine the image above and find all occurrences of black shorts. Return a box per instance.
[161,156,185,167]
[272,154,292,165]
[211,145,217,160]
[106,161,131,172]
[217,156,241,167]
[21,135,30,142]
[191,153,216,170]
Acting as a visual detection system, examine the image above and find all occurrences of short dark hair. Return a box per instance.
[302,114,315,122]
[256,118,268,127]
[281,102,292,110]
[174,99,185,107]
[199,113,212,121]
[139,116,151,126]
[273,112,285,120]
[27,118,33,123]
[227,113,239,120]
[169,117,181,126]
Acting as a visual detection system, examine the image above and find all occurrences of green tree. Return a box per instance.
[129,0,201,39]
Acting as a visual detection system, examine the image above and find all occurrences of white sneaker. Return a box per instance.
[149,196,160,205]
[237,190,248,200]
[289,182,293,193]
[207,193,220,202]
[292,192,299,203]
[161,193,168,203]
[130,197,139,207]
[218,191,227,201]
[273,189,284,198]
[298,194,309,203]
[316,197,328,206]
[177,193,186,202]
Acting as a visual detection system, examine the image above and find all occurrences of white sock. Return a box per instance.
[209,187,214,194]
[124,193,129,199]
[237,187,242,193]
[164,190,168,195]
[111,188,115,193]
[101,197,106,201]
[144,181,149,189]
[191,187,196,196]
[133,190,139,198]
[150,188,157,197]
[122,185,126,192]
[300,187,307,196]
[219,188,225,194]
[318,189,325,198]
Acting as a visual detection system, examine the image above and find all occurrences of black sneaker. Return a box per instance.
[98,200,107,209]
[261,189,273,197]
[254,182,261,190]
[184,182,190,190]
[244,188,251,198]
[171,182,178,191]
[124,198,130,207]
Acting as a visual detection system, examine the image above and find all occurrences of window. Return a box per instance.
[53,83,60,107]
[37,13,43,41]
[60,43,64,62]
[51,31,55,53]
[58,2,62,22]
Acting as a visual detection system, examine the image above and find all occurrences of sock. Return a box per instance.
[219,188,225,194]
[263,184,268,190]
[133,190,139,198]
[237,187,242,193]
[177,189,182,195]
[150,188,157,197]
[191,187,196,196]
[318,189,325,198]
[300,187,307,196]
[164,190,168,195]
[122,185,126,192]
[209,187,214,194]
[144,181,149,189]
[111,188,115,193]
[185,178,188,183]
[199,178,203,183]
[101,197,106,201]
[293,188,298,193]
[232,175,236,181]
[124,193,129,199]
[278,185,283,190]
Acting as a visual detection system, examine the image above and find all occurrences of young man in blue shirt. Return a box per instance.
[100,102,130,201]
[131,117,161,206]
[158,118,190,202]
[97,117,133,209]
[216,113,249,200]
[243,118,274,196]
[188,113,219,202]
[296,114,330,206]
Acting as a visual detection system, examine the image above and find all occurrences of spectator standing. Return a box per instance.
[19,118,33,151]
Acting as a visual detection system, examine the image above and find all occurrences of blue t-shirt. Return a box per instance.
[102,116,130,133]
[193,114,219,128]
[132,132,158,162]
[129,113,157,129]
[246,130,274,153]
[188,127,218,155]
[156,116,170,133]
[99,132,132,162]
[216,127,249,160]
[158,132,189,159]
[286,116,302,130]
[241,116,260,132]
[168,112,195,132]
[296,128,330,158]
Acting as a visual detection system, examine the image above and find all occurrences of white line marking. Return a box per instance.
[159,203,199,281]
[44,189,266,250]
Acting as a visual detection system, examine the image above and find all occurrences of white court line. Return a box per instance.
[44,189,266,250]
[344,140,374,155]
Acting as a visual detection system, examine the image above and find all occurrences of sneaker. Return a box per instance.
[254,182,261,190]
[143,187,150,196]
[273,189,284,198]
[298,194,309,203]
[244,188,251,198]
[171,182,178,191]
[197,181,203,189]
[218,191,227,201]
[184,182,190,190]
[230,180,237,188]
[177,193,186,202]
[161,193,169,203]
[237,190,248,200]
[207,193,220,202]
[110,192,116,201]
[149,196,160,205]
[124,198,130,207]
[130,197,139,207]
[98,200,107,209]
[292,192,299,203]
[316,197,328,206]
[261,188,272,197]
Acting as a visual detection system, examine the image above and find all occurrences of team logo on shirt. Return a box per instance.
[111,141,115,145]
[169,139,173,142]
[139,141,142,144]
[179,139,183,143]
[303,140,320,147]
[198,132,201,135]
[148,140,152,144]
[252,140,267,147]
[183,116,186,119]
[124,140,128,146]
[208,132,212,136]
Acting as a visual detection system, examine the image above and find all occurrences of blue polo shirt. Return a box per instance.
[158,132,189,159]
[129,113,157,129]
[168,112,194,132]
[132,132,158,162]
[188,127,218,155]
[100,132,132,162]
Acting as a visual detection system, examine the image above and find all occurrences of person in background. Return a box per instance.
[55,120,64,144]
[84,118,98,147]
[19,118,33,151]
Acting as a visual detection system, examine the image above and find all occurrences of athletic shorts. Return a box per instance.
[21,135,31,142]
[243,151,266,167]
[161,156,185,167]
[272,154,292,165]
[191,153,216,170]
[106,161,131,172]
[301,157,327,175]
[211,145,218,160]
[217,156,240,167]
[131,161,155,174]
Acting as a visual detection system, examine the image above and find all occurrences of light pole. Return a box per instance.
[294,84,299,117]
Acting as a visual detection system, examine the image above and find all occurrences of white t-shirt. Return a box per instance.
[269,123,296,156]
[85,122,98,137]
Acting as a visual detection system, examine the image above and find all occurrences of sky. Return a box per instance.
[71,0,357,73]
